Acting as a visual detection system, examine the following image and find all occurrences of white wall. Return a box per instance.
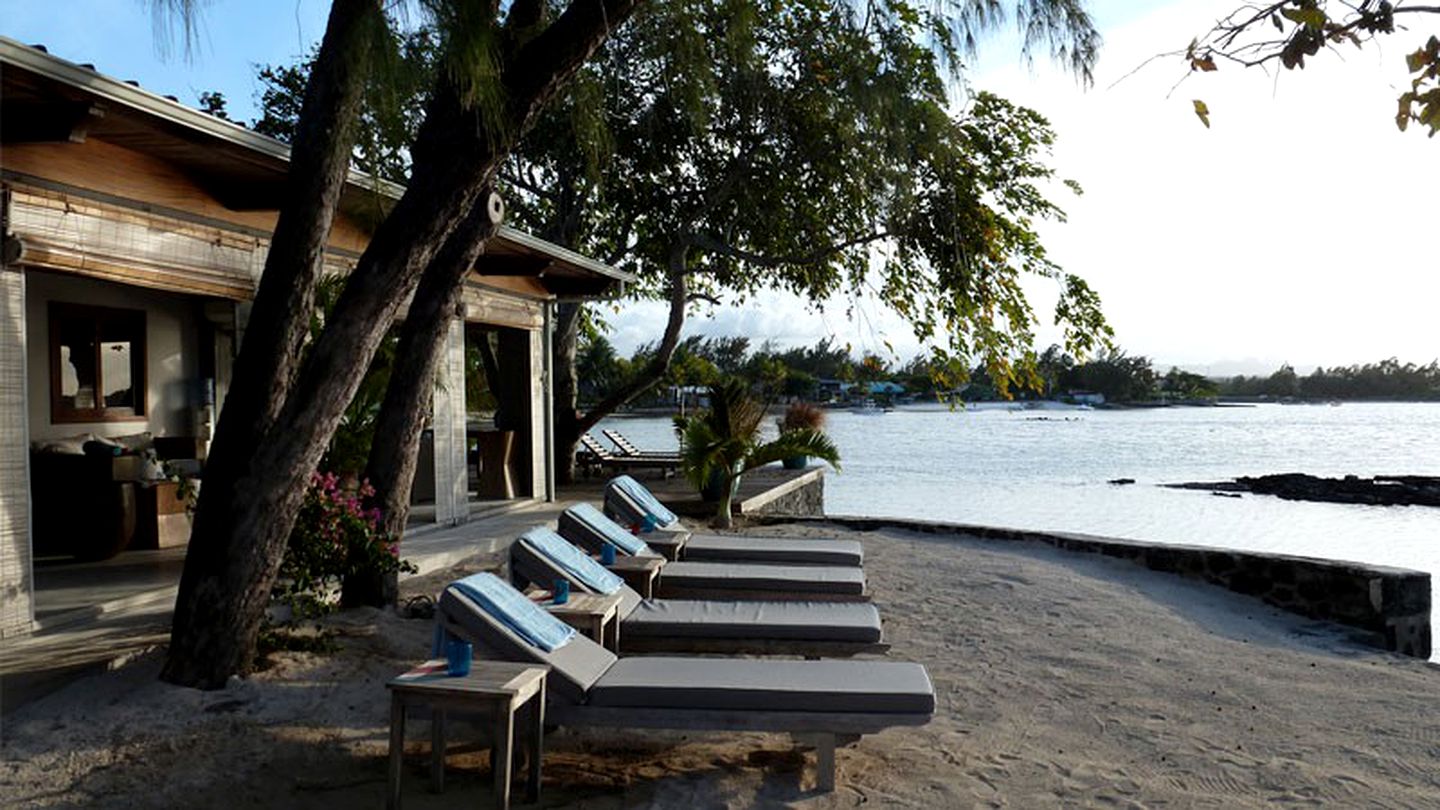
[24,270,200,442]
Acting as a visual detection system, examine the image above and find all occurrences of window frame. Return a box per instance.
[48,302,148,424]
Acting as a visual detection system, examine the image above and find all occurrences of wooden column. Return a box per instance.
[431,316,468,525]
[0,265,35,637]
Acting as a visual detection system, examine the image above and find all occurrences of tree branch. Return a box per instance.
[690,229,892,269]
[576,248,689,434]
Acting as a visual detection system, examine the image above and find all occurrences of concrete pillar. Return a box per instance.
[0,266,34,637]
[431,317,468,525]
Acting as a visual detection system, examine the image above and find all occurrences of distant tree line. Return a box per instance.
[576,334,951,407]
[579,333,1440,408]
[1219,359,1440,401]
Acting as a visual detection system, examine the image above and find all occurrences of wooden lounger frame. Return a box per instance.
[547,703,931,791]
[654,583,871,603]
[579,434,679,477]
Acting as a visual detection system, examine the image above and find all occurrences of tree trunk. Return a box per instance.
[162,0,381,689]
[344,197,501,607]
[563,246,691,443]
[551,301,583,484]
[162,0,642,690]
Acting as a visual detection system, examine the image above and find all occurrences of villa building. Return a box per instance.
[0,38,630,638]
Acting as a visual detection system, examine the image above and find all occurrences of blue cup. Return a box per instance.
[601,542,617,565]
[446,639,472,677]
[553,579,570,605]
[641,514,658,533]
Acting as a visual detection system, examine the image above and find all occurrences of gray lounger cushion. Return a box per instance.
[588,658,935,714]
[439,585,616,703]
[684,534,864,567]
[606,474,680,525]
[662,561,866,595]
[623,599,882,642]
[510,536,645,618]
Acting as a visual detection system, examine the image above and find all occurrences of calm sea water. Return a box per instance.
[602,402,1440,654]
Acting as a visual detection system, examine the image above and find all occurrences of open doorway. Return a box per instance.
[465,323,536,503]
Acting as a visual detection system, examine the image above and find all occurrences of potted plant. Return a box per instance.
[777,401,827,469]
[674,379,841,528]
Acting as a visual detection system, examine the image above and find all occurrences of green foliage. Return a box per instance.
[673,378,840,526]
[1222,358,1440,400]
[245,2,1112,417]
[1186,2,1440,136]
[506,0,1108,398]
[253,30,437,182]
[272,473,414,621]
[308,277,399,475]
[1161,367,1220,400]
[1003,345,1157,403]
[197,90,230,119]
[1399,35,1440,136]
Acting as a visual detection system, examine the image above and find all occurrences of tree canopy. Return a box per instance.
[1182,1,1440,135]
[246,0,1115,481]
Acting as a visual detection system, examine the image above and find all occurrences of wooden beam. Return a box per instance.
[475,253,553,277]
[0,101,105,144]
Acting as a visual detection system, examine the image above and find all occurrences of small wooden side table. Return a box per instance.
[544,591,622,650]
[640,530,687,561]
[386,659,548,810]
[606,555,665,599]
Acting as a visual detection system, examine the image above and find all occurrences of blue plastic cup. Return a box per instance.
[553,579,570,605]
[641,514,658,533]
[446,639,472,677]
[601,542,617,565]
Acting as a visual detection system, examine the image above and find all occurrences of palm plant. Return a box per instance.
[674,379,840,528]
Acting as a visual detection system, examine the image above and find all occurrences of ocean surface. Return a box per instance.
[601,402,1440,655]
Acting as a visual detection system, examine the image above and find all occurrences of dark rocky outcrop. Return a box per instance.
[1164,474,1440,507]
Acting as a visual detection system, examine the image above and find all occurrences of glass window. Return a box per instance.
[49,303,146,422]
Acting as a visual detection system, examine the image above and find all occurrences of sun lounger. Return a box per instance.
[601,429,681,461]
[437,573,934,791]
[578,435,679,478]
[561,502,863,567]
[601,429,679,461]
[602,474,692,558]
[510,527,886,655]
[522,521,867,601]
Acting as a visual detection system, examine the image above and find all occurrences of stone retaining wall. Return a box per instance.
[771,515,1432,659]
[739,468,825,518]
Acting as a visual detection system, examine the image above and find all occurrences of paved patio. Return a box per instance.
[0,467,822,713]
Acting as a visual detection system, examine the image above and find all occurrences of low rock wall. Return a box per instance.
[777,515,1432,659]
[739,468,825,518]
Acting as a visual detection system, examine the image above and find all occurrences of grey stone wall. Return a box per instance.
[775,515,1432,659]
[740,470,825,518]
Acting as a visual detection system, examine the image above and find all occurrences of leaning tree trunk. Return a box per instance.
[551,301,584,484]
[162,0,381,689]
[344,195,502,607]
[163,0,643,690]
[555,246,691,467]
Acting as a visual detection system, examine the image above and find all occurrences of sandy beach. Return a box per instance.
[3,522,1438,808]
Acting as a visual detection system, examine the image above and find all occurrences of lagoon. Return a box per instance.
[602,402,1440,652]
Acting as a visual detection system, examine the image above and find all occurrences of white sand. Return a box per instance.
[3,525,1438,808]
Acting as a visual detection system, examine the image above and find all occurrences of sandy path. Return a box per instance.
[3,526,1437,808]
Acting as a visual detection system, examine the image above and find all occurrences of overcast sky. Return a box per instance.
[4,0,1435,375]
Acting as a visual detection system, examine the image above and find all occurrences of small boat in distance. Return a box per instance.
[849,398,891,415]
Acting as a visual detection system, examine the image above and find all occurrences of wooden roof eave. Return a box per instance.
[0,37,633,297]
